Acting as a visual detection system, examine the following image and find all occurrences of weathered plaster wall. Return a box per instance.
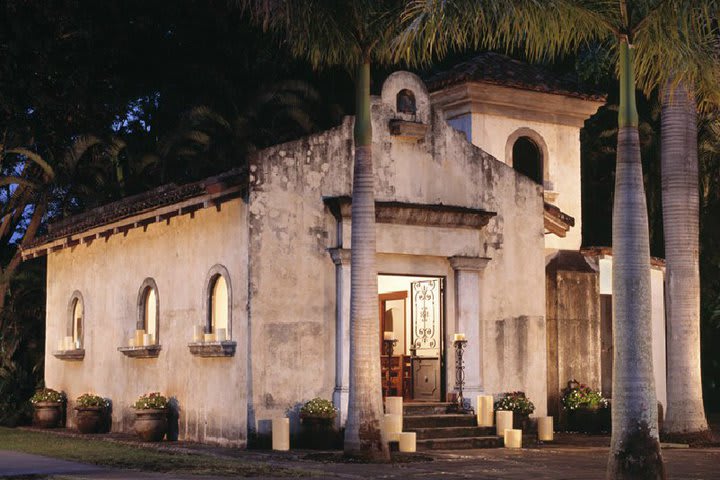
[249,71,547,422]
[45,199,248,446]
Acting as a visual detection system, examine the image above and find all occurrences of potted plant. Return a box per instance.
[299,397,337,449]
[75,393,108,434]
[494,391,535,432]
[31,388,65,428]
[561,380,609,433]
[133,392,168,442]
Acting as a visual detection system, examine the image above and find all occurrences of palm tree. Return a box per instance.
[397,0,718,476]
[239,0,410,460]
[633,3,719,436]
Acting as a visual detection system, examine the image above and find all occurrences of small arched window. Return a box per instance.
[137,279,159,344]
[396,89,416,115]
[512,136,543,184]
[205,265,232,341]
[68,292,84,349]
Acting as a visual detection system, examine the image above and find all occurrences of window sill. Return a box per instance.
[117,345,162,358]
[52,349,85,361]
[388,119,427,140]
[188,341,236,357]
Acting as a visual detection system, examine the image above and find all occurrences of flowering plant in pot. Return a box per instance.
[30,388,65,428]
[561,380,609,433]
[299,398,338,449]
[133,392,168,442]
[494,391,536,431]
[75,393,109,434]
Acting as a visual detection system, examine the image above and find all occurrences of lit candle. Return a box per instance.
[398,432,416,452]
[496,410,513,436]
[272,418,290,451]
[504,429,522,448]
[215,328,227,342]
[476,395,494,427]
[538,416,554,441]
[193,325,204,342]
[383,413,402,434]
[135,329,145,346]
[204,333,215,343]
[385,397,403,416]
[453,333,466,342]
[383,331,395,341]
[143,333,152,346]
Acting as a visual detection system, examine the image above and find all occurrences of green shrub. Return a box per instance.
[30,388,64,404]
[299,398,336,419]
[133,392,168,410]
[561,381,608,410]
[494,391,535,416]
[76,393,108,408]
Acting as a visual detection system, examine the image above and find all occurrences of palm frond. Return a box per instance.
[5,149,55,181]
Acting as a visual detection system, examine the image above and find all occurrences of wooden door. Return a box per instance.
[410,279,443,402]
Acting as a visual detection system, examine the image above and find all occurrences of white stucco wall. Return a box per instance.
[44,199,249,446]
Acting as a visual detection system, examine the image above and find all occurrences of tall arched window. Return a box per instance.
[68,291,84,349]
[512,136,543,184]
[205,265,232,340]
[137,278,159,344]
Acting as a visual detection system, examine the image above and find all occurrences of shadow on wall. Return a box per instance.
[167,397,180,441]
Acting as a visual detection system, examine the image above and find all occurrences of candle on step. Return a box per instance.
[538,416,554,441]
[383,331,395,341]
[193,325,204,342]
[496,410,513,436]
[398,432,416,452]
[504,429,522,448]
[476,395,494,427]
[385,396,403,416]
[272,418,290,451]
[384,413,402,434]
[453,333,466,342]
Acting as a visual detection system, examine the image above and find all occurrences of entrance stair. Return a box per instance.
[402,402,503,450]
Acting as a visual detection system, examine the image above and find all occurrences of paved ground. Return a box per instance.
[2,428,720,479]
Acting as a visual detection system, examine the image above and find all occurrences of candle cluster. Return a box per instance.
[192,325,227,343]
[56,336,81,351]
[127,329,155,347]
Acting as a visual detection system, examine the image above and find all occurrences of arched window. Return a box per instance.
[137,278,159,344]
[512,136,543,184]
[67,292,84,349]
[205,265,232,340]
[396,89,416,115]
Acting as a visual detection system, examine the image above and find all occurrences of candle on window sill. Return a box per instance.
[64,336,74,351]
[75,339,81,350]
[215,328,227,342]
[204,333,215,343]
[383,331,395,341]
[453,333,466,342]
[193,325,204,342]
[143,333,153,346]
[128,338,136,347]
[57,339,64,351]
[135,329,145,346]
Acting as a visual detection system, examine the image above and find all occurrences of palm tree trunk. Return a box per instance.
[343,60,389,460]
[606,40,665,479]
[660,81,708,435]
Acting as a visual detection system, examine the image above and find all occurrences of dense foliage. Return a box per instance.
[30,388,64,404]
[300,398,337,419]
[494,391,536,416]
[133,392,168,410]
[561,381,609,411]
[75,393,108,409]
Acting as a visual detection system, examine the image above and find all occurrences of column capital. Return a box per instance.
[448,256,491,272]
[329,248,351,266]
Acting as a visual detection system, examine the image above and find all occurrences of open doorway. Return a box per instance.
[378,274,445,402]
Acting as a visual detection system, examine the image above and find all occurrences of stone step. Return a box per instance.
[403,414,477,429]
[416,436,503,451]
[402,402,455,416]
[407,426,496,440]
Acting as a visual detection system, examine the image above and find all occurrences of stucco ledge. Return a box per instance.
[187,341,237,357]
[52,349,85,361]
[117,345,162,358]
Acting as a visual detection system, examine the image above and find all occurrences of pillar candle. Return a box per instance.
[215,328,227,341]
[496,410,513,436]
[129,338,136,347]
[272,418,290,451]
[398,432,416,453]
[143,333,152,346]
[504,428,522,448]
[193,325,204,342]
[384,413,402,434]
[75,339,81,349]
[204,332,215,343]
[383,331,395,341]
[477,395,494,427]
[386,432,400,443]
[135,329,145,346]
[537,416,554,441]
[453,333,466,342]
[385,396,403,416]
[64,336,74,351]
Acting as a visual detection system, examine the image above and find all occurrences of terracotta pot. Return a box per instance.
[134,408,167,442]
[34,402,63,428]
[300,415,337,449]
[75,406,104,434]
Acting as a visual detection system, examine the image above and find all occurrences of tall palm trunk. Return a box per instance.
[607,40,665,479]
[660,81,708,435]
[344,61,389,460]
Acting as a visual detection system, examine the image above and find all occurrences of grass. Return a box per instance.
[0,427,312,477]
